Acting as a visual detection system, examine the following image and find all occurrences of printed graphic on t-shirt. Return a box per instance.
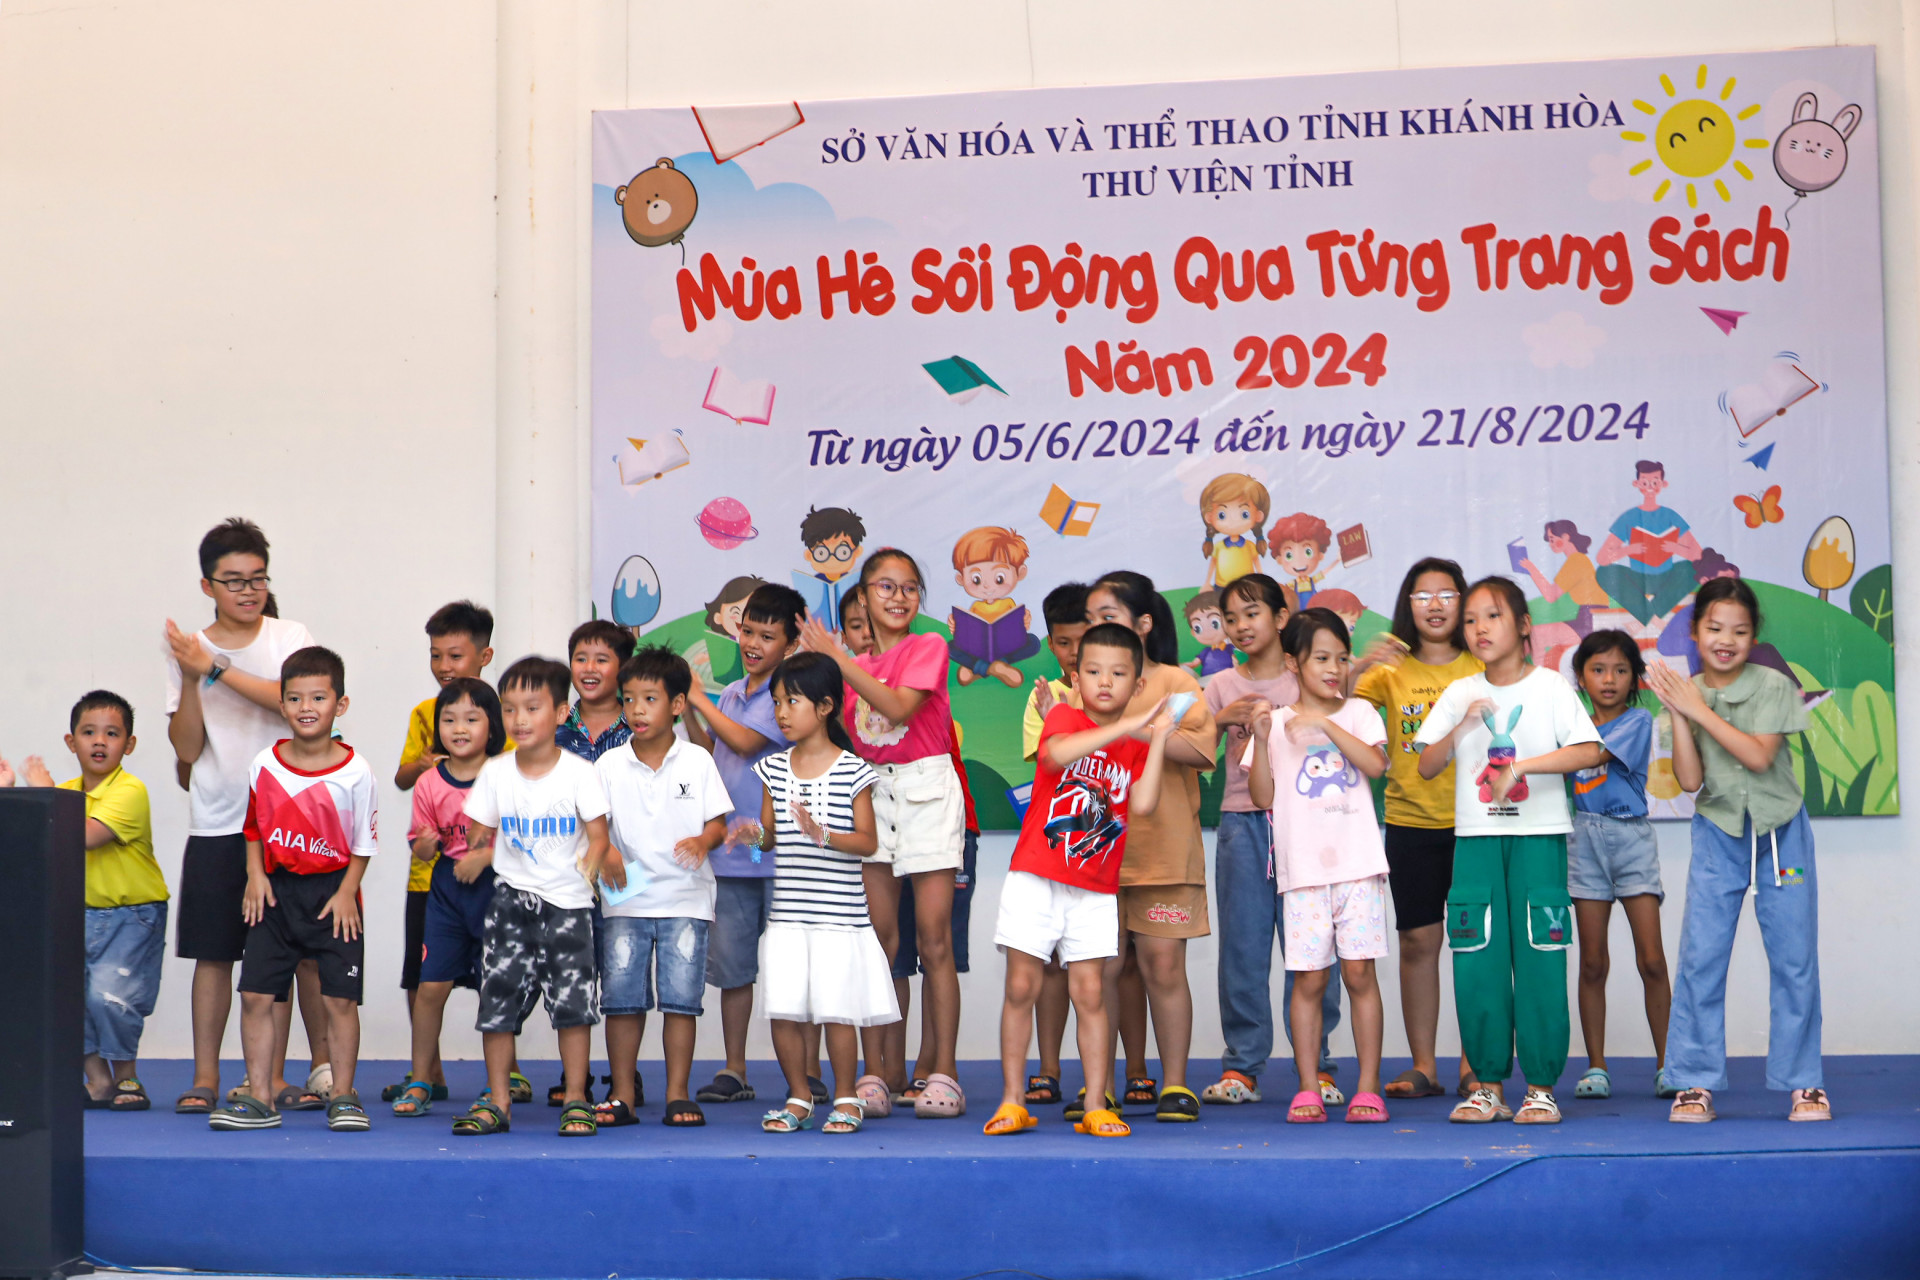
[1295,742,1359,799]
[1474,705,1528,813]
[1041,754,1133,872]
[1396,700,1436,755]
[851,693,909,749]
[499,807,581,864]
[1572,761,1608,795]
[252,770,374,874]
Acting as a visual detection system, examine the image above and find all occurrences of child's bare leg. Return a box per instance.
[1290,967,1330,1096]
[662,1012,697,1102]
[409,981,454,1087]
[1340,958,1383,1098]
[404,988,447,1086]
[998,950,1046,1108]
[1133,934,1193,1090]
[1098,952,1126,1104]
[862,864,904,1086]
[891,980,913,1084]
[1396,922,1444,1084]
[911,871,960,1079]
[1073,958,1116,1110]
[1117,941,1149,1078]
[1620,894,1672,1066]
[802,1020,824,1084]
[604,1013,643,1108]
[267,993,295,1097]
[915,982,941,1079]
[1575,899,1612,1069]
[322,996,359,1098]
[189,960,234,1092]
[295,958,329,1074]
[1036,963,1070,1080]
[482,1031,516,1118]
[822,1024,861,1130]
[83,1054,113,1098]
[769,1018,811,1121]
[238,992,279,1107]
[720,984,754,1080]
[557,1024,593,1106]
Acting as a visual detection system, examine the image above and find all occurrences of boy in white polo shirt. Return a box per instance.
[595,646,730,1127]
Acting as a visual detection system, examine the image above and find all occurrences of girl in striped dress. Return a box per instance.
[752,652,898,1133]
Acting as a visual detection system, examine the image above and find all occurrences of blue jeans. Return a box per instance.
[85,902,168,1060]
[1667,809,1822,1092]
[1216,812,1339,1080]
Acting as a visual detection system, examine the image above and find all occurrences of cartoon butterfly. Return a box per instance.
[1734,484,1784,529]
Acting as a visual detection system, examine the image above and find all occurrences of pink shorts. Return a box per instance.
[1282,874,1390,971]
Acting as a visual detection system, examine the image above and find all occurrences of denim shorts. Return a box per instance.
[85,901,168,1060]
[599,916,709,1016]
[707,875,772,989]
[1568,810,1664,903]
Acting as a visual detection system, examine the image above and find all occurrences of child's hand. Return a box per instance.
[0,755,13,788]
[1124,694,1171,738]
[242,872,275,926]
[1461,696,1497,727]
[688,670,706,701]
[1645,664,1706,721]
[726,816,764,848]
[672,836,710,869]
[1249,699,1274,740]
[790,799,827,847]
[600,848,629,890]
[453,847,491,884]
[319,886,362,941]
[1357,635,1406,671]
[409,833,441,862]
[798,614,848,661]
[1284,711,1326,742]
[1215,694,1266,729]
[1488,760,1523,805]
[24,755,55,787]
[164,619,213,678]
[1032,678,1057,720]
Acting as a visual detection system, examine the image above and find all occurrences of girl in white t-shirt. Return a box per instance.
[1248,608,1391,1124]
[1414,577,1604,1126]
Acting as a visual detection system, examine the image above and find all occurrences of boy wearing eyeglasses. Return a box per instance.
[164,518,332,1117]
[791,506,866,630]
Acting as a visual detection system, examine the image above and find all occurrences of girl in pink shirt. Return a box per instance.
[800,549,966,1118]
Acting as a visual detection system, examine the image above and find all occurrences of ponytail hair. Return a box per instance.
[770,652,856,754]
[1093,570,1179,666]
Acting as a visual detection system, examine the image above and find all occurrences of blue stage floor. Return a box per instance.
[87,1056,1920,1279]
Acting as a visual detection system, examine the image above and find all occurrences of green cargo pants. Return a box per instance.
[1445,834,1573,1088]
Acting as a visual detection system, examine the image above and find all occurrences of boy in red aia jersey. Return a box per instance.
[984,623,1177,1140]
[210,647,378,1133]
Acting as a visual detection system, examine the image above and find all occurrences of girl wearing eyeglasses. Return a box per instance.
[799,549,968,1119]
[1351,557,1483,1102]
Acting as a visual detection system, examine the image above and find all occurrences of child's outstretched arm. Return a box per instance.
[1416,696,1490,779]
[1488,741,1607,804]
[798,616,928,725]
[1129,713,1179,818]
[1042,696,1169,771]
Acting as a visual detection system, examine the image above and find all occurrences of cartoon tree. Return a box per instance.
[1802,516,1856,603]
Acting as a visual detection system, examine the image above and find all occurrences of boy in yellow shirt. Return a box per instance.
[13,691,167,1111]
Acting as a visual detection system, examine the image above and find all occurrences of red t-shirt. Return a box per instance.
[1010,705,1148,894]
[243,742,380,875]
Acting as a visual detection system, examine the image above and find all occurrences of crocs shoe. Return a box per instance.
[1575,1067,1611,1099]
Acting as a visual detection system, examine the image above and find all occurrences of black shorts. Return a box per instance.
[477,888,599,1035]
[176,833,250,962]
[401,889,427,990]
[238,868,365,1002]
[892,828,977,979]
[1384,824,1456,932]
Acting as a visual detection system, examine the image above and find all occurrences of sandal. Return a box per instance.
[1450,1087,1512,1124]
[808,1075,831,1106]
[275,1085,327,1112]
[1286,1090,1327,1123]
[1789,1088,1832,1122]
[1064,1086,1118,1123]
[1318,1072,1346,1107]
[1124,1076,1158,1106]
[1024,1074,1062,1105]
[380,1074,415,1103]
[983,1102,1038,1135]
[1655,1067,1679,1099]
[594,1098,640,1128]
[508,1071,534,1104]
[1345,1091,1390,1123]
[1575,1068,1611,1100]
[761,1098,814,1133]
[854,1074,892,1118]
[392,1081,434,1118]
[913,1072,966,1119]
[1669,1088,1716,1123]
[1074,1107,1129,1137]
[1384,1069,1443,1099]
[108,1079,151,1112]
[823,1097,865,1134]
[663,1099,706,1127]
[696,1069,755,1104]
[558,1101,598,1136]
[1456,1074,1481,1100]
[1156,1084,1201,1122]
[899,1077,930,1103]
[452,1100,509,1136]
[1201,1070,1261,1104]
[208,1093,281,1131]
[1513,1088,1562,1125]
[326,1089,370,1132]
[173,1085,217,1116]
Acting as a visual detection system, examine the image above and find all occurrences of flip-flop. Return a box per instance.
[855,1074,892,1118]
[1575,1068,1611,1099]
[899,1077,930,1103]
[1344,1091,1390,1123]
[1384,1069,1443,1099]
[663,1099,707,1127]
[173,1086,217,1116]
[84,1089,114,1111]
[696,1069,756,1103]
[983,1102,1038,1135]
[1789,1088,1832,1122]
[913,1072,966,1119]
[111,1078,152,1111]
[1287,1090,1327,1123]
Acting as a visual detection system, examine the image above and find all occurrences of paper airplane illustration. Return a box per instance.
[618,431,690,488]
[1701,307,1747,336]
[923,356,1006,405]
[1745,443,1776,470]
[693,103,805,164]
[702,367,775,425]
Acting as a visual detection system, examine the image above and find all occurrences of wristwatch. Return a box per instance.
[205,653,232,688]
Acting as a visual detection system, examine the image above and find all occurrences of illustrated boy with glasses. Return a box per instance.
[791,506,866,631]
[164,518,334,1117]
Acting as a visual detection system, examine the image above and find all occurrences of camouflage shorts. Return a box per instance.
[476,889,600,1034]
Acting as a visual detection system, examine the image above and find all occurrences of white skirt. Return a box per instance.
[761,922,902,1026]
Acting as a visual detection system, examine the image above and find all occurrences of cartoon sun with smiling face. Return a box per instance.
[1621,64,1768,207]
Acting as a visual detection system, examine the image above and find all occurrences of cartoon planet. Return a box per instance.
[610,555,662,628]
[696,496,759,550]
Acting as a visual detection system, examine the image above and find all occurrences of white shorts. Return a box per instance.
[870,755,965,877]
[1282,873,1390,971]
[761,922,901,1026]
[993,869,1120,964]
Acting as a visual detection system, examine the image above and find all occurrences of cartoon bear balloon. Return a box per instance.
[614,157,699,250]
[1773,92,1860,217]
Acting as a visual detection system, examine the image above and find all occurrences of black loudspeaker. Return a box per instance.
[0,789,86,1279]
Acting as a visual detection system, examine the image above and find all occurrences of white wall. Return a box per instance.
[2,0,1915,1068]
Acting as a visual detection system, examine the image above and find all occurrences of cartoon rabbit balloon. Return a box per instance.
[1773,92,1861,225]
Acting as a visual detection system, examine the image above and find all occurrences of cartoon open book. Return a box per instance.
[950,608,1029,665]
[692,103,805,164]
[1727,360,1819,437]
[923,356,1006,405]
[1040,484,1099,537]
[703,367,775,425]
[1628,526,1680,567]
[1337,523,1372,567]
[791,572,842,632]
[618,432,690,489]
